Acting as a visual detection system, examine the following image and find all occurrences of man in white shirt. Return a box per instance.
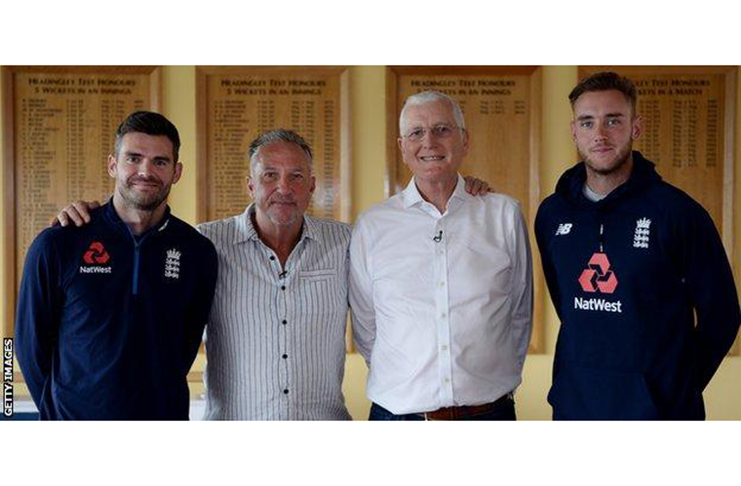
[349,91,533,420]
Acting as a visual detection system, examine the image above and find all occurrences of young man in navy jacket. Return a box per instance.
[535,72,740,420]
[15,111,217,420]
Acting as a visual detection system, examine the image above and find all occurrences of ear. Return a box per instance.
[309,174,316,196]
[398,137,410,167]
[570,121,577,142]
[107,154,118,178]
[461,129,470,156]
[172,162,183,185]
[631,115,643,141]
[247,176,255,198]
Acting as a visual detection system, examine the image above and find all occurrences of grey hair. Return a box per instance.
[399,90,466,134]
[248,129,313,174]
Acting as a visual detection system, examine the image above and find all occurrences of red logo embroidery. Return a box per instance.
[578,252,618,294]
[83,241,110,265]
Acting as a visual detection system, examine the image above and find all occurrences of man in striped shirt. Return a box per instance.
[197,129,352,419]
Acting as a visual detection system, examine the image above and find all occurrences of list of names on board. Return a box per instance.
[205,73,342,221]
[632,74,726,231]
[13,71,152,279]
[395,74,533,220]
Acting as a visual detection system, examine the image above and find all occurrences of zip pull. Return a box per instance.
[599,223,604,253]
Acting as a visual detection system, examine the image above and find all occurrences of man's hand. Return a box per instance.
[463,176,492,196]
[51,200,101,227]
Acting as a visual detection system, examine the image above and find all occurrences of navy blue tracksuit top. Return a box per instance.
[535,152,740,420]
[15,201,218,420]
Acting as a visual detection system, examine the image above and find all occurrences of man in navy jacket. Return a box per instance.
[15,111,217,420]
[535,72,740,420]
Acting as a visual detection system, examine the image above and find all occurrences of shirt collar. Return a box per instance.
[233,203,317,245]
[400,174,470,209]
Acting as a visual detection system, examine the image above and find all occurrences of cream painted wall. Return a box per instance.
[1,66,739,420]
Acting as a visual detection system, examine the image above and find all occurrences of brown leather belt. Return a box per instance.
[422,394,512,421]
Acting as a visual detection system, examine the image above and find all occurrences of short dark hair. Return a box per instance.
[113,111,181,162]
[248,129,313,174]
[569,71,638,114]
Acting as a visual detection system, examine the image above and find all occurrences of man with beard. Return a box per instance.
[535,72,740,420]
[15,111,217,419]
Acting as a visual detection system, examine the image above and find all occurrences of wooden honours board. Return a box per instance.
[579,67,736,255]
[386,66,544,353]
[2,66,161,332]
[196,67,350,223]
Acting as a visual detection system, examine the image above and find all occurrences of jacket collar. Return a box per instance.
[102,197,172,238]
[555,151,661,209]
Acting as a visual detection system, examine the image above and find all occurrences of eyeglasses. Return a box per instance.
[402,124,461,142]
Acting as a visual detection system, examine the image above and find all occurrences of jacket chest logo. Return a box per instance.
[164,248,181,280]
[633,218,651,249]
[555,223,573,236]
[79,241,112,274]
[578,252,618,294]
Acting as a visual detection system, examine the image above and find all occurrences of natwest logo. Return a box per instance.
[80,241,112,274]
[578,252,618,294]
[83,241,110,265]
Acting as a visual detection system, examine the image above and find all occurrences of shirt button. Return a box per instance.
[444,378,450,384]
[281,285,286,291]
[438,281,445,287]
[441,312,447,318]
[269,256,276,261]
[282,319,287,325]
[283,389,289,394]
[282,354,288,359]
[441,345,448,351]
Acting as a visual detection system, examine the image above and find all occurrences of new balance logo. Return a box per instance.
[555,223,573,236]
[633,217,651,249]
[164,248,181,280]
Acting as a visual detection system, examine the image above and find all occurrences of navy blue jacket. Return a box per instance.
[15,201,218,420]
[535,152,740,420]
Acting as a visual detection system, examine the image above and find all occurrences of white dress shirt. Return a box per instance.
[198,205,351,420]
[349,175,533,415]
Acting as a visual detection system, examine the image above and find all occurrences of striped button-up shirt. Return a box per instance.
[197,205,351,420]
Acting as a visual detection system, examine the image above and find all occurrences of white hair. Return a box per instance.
[399,90,466,134]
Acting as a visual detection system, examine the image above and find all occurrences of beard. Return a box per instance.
[118,176,172,211]
[579,142,633,176]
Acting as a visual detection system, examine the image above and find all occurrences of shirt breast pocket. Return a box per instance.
[298,268,337,282]
[298,268,345,311]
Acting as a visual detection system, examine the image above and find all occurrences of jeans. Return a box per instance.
[369,397,517,421]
